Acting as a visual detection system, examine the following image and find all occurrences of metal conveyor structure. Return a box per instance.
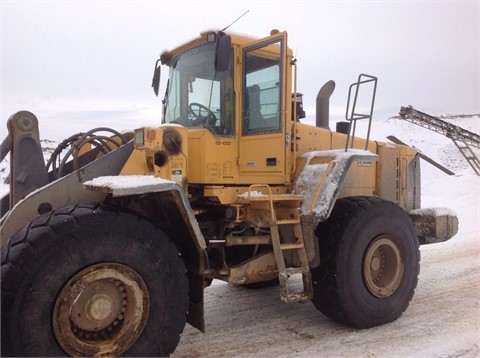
[399,105,480,175]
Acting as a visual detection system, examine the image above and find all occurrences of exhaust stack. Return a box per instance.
[316,80,336,129]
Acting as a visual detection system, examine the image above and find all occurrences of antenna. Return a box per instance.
[221,10,250,32]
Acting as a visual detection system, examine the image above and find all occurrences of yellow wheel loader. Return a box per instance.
[0,30,458,356]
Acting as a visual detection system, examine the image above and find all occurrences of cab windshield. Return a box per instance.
[163,42,234,136]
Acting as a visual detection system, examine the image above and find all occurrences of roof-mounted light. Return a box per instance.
[207,32,216,43]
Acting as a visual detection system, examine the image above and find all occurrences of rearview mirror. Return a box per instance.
[151,59,161,97]
[215,32,231,72]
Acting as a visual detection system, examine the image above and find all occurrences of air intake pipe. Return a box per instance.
[316,80,336,129]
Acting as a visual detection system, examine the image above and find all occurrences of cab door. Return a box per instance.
[238,32,289,184]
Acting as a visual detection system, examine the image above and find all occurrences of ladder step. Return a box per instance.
[280,242,304,250]
[284,267,306,276]
[277,219,300,225]
[258,192,313,304]
[281,291,312,303]
[279,271,313,303]
[237,194,304,202]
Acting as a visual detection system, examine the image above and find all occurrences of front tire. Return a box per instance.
[1,204,189,356]
[311,197,420,328]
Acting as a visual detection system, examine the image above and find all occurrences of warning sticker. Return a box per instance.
[172,169,182,182]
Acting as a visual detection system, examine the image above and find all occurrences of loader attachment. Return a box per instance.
[1,111,131,217]
[1,111,49,212]
[0,141,133,244]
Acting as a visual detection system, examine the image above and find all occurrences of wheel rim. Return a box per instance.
[363,235,404,298]
[53,263,150,356]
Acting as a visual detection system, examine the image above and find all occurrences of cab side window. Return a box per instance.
[243,53,281,134]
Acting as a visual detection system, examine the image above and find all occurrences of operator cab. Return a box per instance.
[152,30,293,185]
[158,34,235,137]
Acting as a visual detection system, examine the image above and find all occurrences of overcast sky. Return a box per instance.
[1,0,479,140]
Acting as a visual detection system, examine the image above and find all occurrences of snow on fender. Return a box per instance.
[84,175,177,197]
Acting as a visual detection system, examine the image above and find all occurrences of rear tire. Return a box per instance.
[1,204,189,357]
[311,196,420,328]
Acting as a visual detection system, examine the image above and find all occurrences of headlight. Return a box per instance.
[163,130,181,155]
[134,129,144,147]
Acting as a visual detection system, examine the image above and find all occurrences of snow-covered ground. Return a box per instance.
[1,113,479,357]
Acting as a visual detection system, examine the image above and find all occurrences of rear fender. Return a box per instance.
[293,149,379,221]
[293,149,379,269]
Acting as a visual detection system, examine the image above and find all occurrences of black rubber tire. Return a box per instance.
[311,196,420,329]
[1,204,189,357]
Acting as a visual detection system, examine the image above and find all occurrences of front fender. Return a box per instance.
[84,175,207,333]
[84,175,207,268]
